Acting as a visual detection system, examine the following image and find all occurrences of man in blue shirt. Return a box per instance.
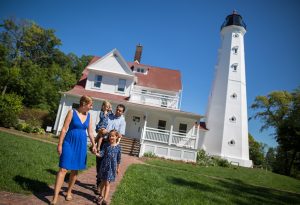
[95,104,126,192]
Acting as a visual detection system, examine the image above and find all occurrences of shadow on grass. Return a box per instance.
[13,175,52,204]
[168,176,300,205]
[219,178,300,205]
[167,176,228,204]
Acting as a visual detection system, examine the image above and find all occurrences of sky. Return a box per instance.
[1,0,299,148]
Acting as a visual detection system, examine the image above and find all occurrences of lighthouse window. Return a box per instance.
[232,46,238,54]
[231,64,238,72]
[231,93,237,99]
[233,33,239,38]
[229,116,236,122]
[228,139,235,145]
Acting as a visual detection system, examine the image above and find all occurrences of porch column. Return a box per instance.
[168,125,173,145]
[141,120,147,141]
[195,124,200,149]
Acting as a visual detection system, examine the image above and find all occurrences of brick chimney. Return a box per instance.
[134,43,143,63]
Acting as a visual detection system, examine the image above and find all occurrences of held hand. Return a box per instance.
[92,145,97,154]
[57,144,62,156]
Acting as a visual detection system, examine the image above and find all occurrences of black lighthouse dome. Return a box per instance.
[221,10,246,30]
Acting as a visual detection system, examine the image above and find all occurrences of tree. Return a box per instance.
[265,147,276,171]
[248,133,266,166]
[251,89,300,176]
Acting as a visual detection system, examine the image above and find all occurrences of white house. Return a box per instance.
[53,46,206,162]
[53,12,252,167]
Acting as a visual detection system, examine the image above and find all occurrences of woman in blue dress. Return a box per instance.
[98,130,121,205]
[51,95,97,205]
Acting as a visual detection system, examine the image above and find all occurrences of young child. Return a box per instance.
[95,100,112,152]
[98,130,121,205]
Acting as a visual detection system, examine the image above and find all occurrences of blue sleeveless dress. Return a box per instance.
[59,109,90,170]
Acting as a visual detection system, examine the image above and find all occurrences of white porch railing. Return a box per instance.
[143,127,197,149]
[130,88,180,109]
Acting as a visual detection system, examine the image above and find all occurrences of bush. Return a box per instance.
[15,123,27,131]
[197,150,216,166]
[143,152,157,158]
[19,107,50,128]
[23,124,34,133]
[214,157,231,167]
[0,93,23,127]
[197,149,231,167]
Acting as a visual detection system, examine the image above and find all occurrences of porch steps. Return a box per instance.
[119,136,141,156]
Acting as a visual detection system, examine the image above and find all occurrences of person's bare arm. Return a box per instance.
[87,115,97,153]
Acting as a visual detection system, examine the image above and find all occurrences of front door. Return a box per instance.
[128,114,142,139]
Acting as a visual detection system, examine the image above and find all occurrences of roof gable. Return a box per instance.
[87,49,134,77]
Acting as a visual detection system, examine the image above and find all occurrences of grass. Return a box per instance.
[112,158,300,205]
[0,131,96,194]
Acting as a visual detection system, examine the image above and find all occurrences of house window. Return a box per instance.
[94,75,102,88]
[117,79,126,92]
[158,120,166,130]
[179,123,187,134]
[161,96,168,107]
[231,63,238,72]
[232,46,238,54]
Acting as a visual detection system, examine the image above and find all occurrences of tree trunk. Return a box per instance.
[287,150,297,176]
[1,85,7,96]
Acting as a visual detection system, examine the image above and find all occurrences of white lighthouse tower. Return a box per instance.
[203,11,252,167]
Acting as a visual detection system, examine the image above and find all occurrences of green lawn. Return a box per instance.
[112,159,300,205]
[0,131,96,194]
[1,130,300,204]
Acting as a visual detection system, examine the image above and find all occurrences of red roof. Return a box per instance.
[128,62,182,92]
[76,56,182,92]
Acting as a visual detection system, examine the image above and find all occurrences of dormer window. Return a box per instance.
[94,75,102,88]
[117,79,126,92]
[136,68,145,73]
[232,46,238,54]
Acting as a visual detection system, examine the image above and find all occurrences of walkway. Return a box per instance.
[0,128,144,205]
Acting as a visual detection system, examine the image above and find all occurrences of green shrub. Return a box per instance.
[214,157,231,167]
[23,124,34,133]
[143,152,157,158]
[0,93,23,127]
[15,123,27,131]
[197,149,215,166]
[197,150,231,167]
[19,107,50,128]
